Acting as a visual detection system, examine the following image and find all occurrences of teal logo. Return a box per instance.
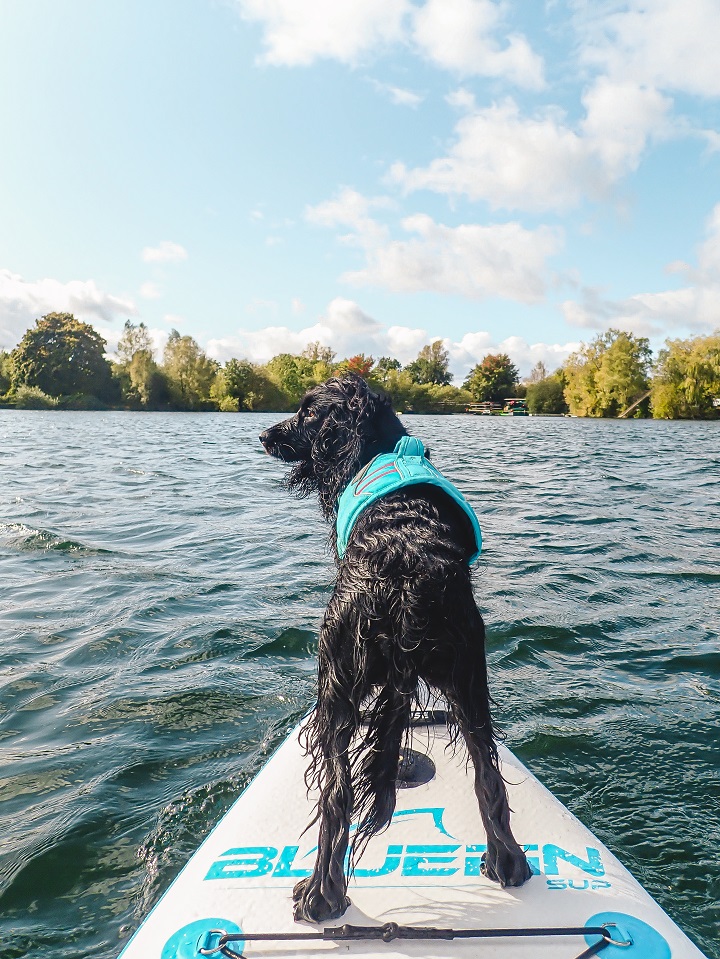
[204,807,609,889]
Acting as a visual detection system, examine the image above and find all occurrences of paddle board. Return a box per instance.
[118,710,709,959]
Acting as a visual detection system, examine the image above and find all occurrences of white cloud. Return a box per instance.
[368,79,424,108]
[207,298,383,364]
[142,241,188,263]
[578,0,720,98]
[391,99,588,212]
[562,202,720,338]
[206,296,576,379]
[234,0,543,88]
[0,269,137,351]
[450,332,580,376]
[446,87,476,111]
[140,282,162,299]
[152,329,170,357]
[236,0,410,67]
[562,286,720,338]
[306,188,394,243]
[392,80,671,212]
[702,130,720,153]
[580,78,672,180]
[345,214,562,303]
[674,202,720,283]
[386,86,423,108]
[383,324,430,360]
[307,190,561,302]
[412,0,544,88]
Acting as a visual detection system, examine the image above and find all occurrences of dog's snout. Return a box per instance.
[259,429,270,447]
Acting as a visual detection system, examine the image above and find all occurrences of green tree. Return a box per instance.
[376,367,421,412]
[300,342,336,383]
[405,340,453,386]
[116,320,154,364]
[369,357,402,395]
[264,352,316,406]
[11,312,115,400]
[0,350,12,395]
[162,330,218,409]
[651,332,720,419]
[526,375,568,414]
[563,330,651,417]
[377,366,471,413]
[412,382,473,413]
[221,358,256,410]
[127,349,168,408]
[211,358,285,411]
[374,356,401,379]
[111,321,168,409]
[14,385,58,409]
[464,353,519,402]
[301,341,336,365]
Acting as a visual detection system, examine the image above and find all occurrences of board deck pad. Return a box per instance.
[119,718,708,959]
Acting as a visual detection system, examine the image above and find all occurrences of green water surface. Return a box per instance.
[0,412,718,957]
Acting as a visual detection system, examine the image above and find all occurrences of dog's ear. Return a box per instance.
[313,375,373,464]
[308,375,406,516]
[325,375,405,456]
[363,392,407,457]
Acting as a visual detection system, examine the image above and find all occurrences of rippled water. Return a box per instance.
[0,411,718,958]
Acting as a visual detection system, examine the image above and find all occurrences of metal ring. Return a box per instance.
[198,929,229,956]
[382,922,399,942]
[602,922,633,947]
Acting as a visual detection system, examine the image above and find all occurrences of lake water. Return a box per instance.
[0,410,718,958]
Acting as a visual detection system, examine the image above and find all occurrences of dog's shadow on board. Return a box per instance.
[261,375,532,924]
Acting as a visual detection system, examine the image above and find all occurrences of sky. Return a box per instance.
[1,0,719,380]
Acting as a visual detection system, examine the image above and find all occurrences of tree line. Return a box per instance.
[0,312,718,418]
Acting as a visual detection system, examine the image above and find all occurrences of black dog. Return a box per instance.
[260,374,531,924]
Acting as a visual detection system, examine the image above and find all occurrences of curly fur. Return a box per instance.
[260,374,531,924]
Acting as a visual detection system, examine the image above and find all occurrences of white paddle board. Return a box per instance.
[118,711,709,959]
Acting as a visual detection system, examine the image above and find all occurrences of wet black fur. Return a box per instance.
[260,374,531,923]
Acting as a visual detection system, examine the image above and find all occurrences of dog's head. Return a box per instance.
[260,374,406,518]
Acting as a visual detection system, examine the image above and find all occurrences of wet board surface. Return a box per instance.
[119,717,708,959]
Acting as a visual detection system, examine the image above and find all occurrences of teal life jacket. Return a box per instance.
[335,436,482,563]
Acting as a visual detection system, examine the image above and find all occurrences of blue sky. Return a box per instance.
[1,0,719,378]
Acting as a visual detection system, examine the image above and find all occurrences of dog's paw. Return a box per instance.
[292,877,351,924]
[481,847,532,888]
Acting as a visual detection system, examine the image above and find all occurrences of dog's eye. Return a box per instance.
[304,406,319,419]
